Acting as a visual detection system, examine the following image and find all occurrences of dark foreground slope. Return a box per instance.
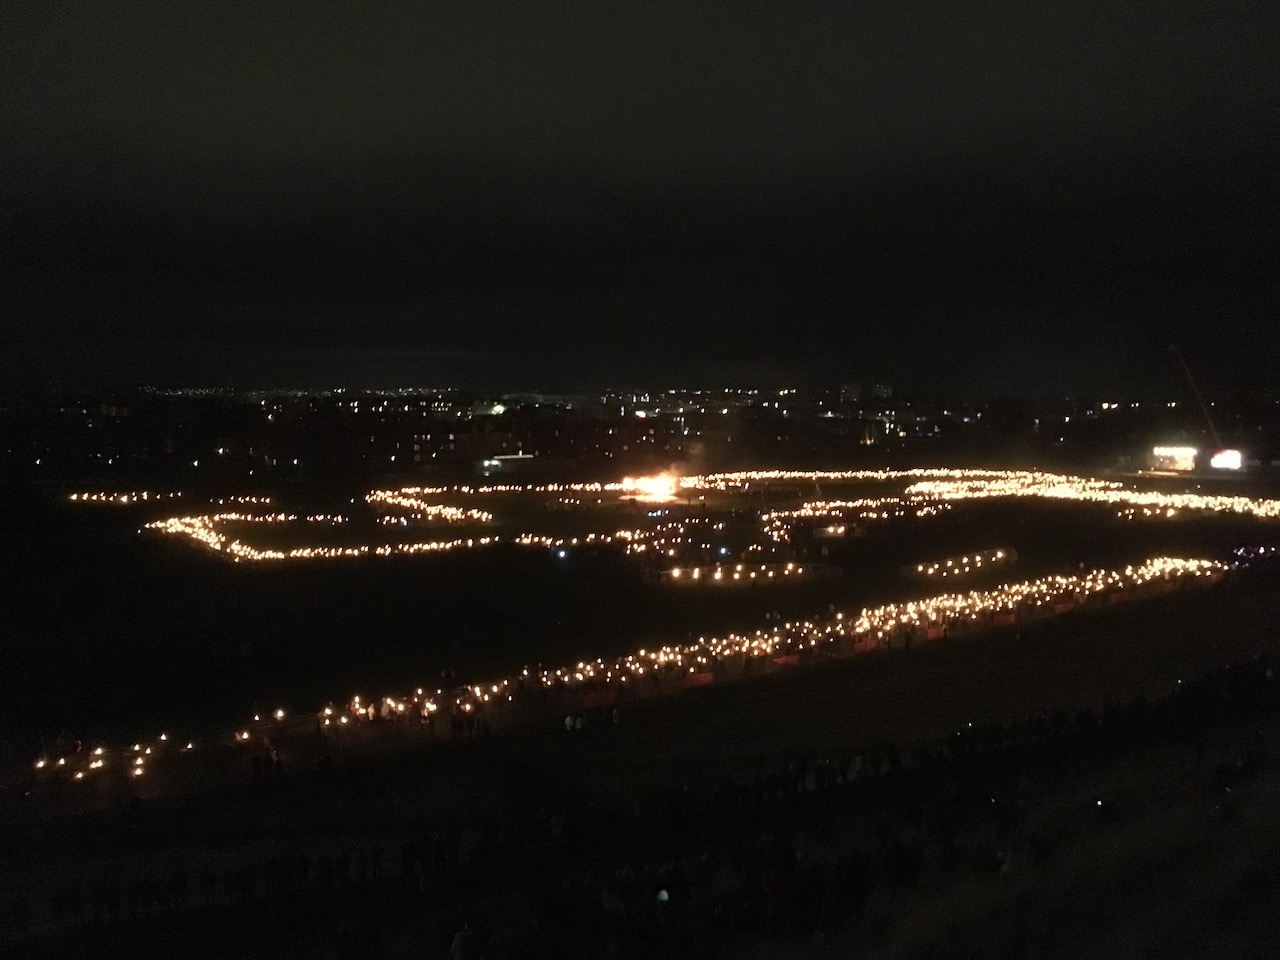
[3,564,1279,959]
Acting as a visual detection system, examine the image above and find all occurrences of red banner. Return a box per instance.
[683,671,715,688]
[771,654,801,667]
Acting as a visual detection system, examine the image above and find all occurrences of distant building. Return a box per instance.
[479,453,536,475]
[1149,445,1197,473]
[841,383,892,403]
[478,453,577,476]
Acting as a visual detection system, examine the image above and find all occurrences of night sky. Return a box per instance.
[4,2,1277,395]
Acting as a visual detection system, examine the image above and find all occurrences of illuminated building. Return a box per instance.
[1150,445,1197,473]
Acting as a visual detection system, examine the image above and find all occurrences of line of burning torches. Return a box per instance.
[31,553,1255,784]
[43,470,1279,781]
[760,497,950,543]
[912,549,1011,579]
[80,470,1280,565]
[67,492,268,506]
[75,470,1280,523]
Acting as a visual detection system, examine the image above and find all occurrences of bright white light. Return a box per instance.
[1210,449,1242,470]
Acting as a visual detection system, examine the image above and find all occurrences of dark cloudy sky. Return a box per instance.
[3,1,1277,394]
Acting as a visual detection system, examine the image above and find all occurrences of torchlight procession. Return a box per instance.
[109,470,1280,565]
[909,549,1013,579]
[67,492,273,505]
[30,551,1257,786]
[667,562,808,584]
[68,491,184,504]
[365,488,494,523]
[39,468,1278,789]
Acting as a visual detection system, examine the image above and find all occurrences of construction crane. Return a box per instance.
[1169,344,1221,450]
